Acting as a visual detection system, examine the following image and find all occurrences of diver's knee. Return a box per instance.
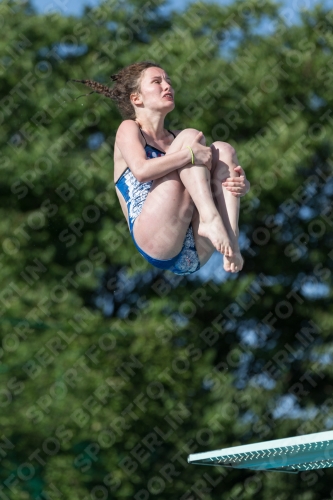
[212,141,236,160]
[177,128,206,146]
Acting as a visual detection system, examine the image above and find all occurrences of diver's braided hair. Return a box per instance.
[70,61,162,120]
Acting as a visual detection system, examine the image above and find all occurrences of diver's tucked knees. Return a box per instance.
[176,128,206,145]
[212,141,236,157]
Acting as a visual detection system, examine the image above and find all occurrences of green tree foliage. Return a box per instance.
[1,0,333,498]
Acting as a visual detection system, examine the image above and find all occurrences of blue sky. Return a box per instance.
[31,0,331,22]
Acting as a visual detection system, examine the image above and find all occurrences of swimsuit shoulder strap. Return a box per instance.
[139,124,175,143]
[138,126,147,147]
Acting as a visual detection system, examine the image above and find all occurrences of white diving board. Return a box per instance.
[188,430,333,473]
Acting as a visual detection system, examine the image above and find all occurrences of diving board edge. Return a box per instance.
[188,430,333,473]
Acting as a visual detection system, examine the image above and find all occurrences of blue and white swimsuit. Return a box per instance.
[115,130,200,275]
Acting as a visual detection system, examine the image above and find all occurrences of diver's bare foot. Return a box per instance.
[224,252,244,273]
[198,215,233,256]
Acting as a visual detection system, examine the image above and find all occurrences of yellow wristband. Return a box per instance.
[186,146,194,165]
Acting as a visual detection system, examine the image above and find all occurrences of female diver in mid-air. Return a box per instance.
[72,61,250,275]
